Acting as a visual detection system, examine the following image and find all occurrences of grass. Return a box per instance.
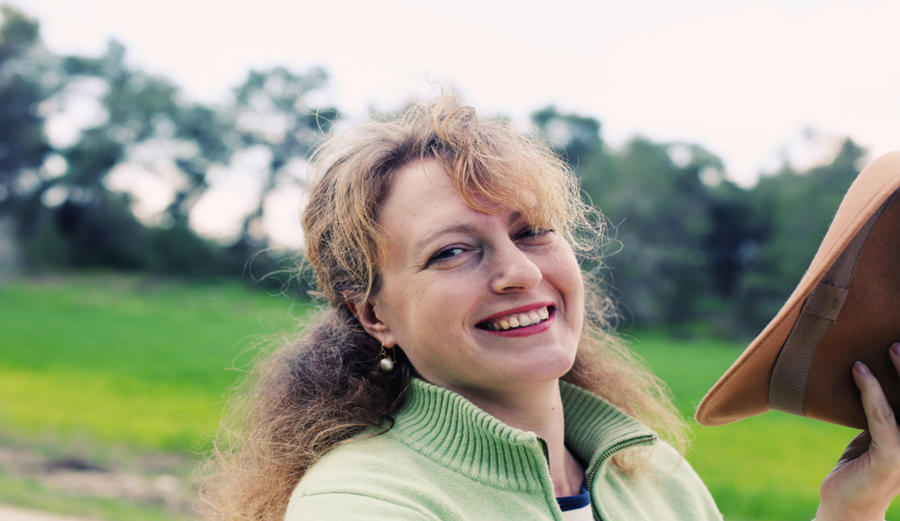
[632,331,898,521]
[0,274,306,453]
[0,274,896,520]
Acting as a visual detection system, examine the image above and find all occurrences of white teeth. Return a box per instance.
[484,306,551,331]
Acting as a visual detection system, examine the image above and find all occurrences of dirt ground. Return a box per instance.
[0,441,198,519]
[0,504,99,521]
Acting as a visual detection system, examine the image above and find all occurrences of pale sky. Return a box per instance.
[13,0,900,246]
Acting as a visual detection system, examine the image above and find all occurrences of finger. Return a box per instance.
[853,362,900,444]
[891,343,900,376]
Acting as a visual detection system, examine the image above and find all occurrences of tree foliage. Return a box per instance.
[228,66,339,252]
[532,106,868,335]
[0,6,334,286]
[0,5,875,330]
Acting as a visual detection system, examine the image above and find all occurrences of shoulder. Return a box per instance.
[285,493,438,521]
[285,432,450,521]
[645,441,723,520]
[291,431,431,495]
[597,441,723,521]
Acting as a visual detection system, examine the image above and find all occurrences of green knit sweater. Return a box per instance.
[285,379,722,520]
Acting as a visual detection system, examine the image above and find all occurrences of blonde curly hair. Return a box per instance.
[201,93,686,520]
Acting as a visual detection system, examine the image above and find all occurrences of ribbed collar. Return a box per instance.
[559,382,658,475]
[387,378,656,492]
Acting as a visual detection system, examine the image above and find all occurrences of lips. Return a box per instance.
[476,305,554,331]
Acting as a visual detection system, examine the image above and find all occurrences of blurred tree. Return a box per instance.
[578,138,728,325]
[228,66,339,254]
[0,6,56,215]
[16,39,238,274]
[703,181,764,299]
[0,7,338,284]
[59,40,233,224]
[733,138,865,330]
[0,3,876,322]
[538,102,866,335]
[531,105,602,168]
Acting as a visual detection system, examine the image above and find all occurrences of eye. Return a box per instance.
[516,227,554,240]
[426,245,470,266]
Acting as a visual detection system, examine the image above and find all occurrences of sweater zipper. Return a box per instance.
[537,436,550,473]
[586,434,657,521]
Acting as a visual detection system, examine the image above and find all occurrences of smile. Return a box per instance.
[477,306,552,331]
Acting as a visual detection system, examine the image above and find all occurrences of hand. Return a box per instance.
[815,344,900,521]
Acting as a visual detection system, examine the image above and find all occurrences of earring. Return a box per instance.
[379,343,395,372]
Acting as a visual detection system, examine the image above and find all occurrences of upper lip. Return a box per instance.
[478,302,556,323]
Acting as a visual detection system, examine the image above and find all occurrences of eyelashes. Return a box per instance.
[429,246,469,263]
[517,228,554,239]
[424,228,555,268]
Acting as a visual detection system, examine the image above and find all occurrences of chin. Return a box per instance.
[513,352,577,384]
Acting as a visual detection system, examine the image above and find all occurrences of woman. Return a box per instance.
[205,94,900,521]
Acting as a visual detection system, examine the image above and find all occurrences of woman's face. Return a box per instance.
[361,158,585,401]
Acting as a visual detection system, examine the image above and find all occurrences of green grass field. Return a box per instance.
[0,275,895,520]
[631,332,872,520]
[0,275,304,452]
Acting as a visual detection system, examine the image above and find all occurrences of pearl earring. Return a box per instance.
[379,343,395,372]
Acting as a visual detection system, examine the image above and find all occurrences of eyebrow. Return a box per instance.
[412,212,525,252]
[414,224,479,252]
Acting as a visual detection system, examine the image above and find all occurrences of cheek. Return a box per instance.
[388,279,475,380]
[385,275,471,347]
[551,254,585,324]
[567,277,585,328]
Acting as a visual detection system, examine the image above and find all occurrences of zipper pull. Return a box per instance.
[536,435,551,470]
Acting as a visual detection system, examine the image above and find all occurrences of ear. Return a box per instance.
[347,299,397,348]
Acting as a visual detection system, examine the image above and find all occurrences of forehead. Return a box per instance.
[379,158,510,252]
[383,158,459,215]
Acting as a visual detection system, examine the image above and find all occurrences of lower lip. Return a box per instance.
[479,309,556,337]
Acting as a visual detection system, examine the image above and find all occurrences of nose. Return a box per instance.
[488,241,543,294]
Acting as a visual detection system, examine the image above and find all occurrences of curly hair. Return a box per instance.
[200,93,686,520]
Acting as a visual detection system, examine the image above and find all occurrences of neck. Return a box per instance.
[453,379,585,498]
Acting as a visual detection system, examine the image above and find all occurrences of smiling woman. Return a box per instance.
[200,93,703,521]
[200,93,900,521]
[362,157,586,405]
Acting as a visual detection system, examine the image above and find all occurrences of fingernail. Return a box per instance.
[855,361,869,374]
[892,343,900,357]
